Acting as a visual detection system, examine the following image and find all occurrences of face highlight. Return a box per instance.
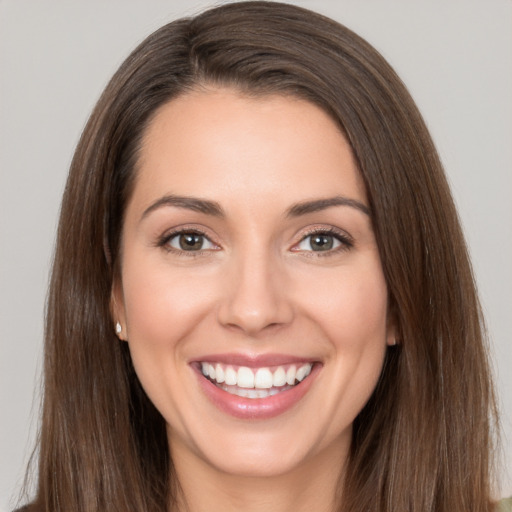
[114,88,394,479]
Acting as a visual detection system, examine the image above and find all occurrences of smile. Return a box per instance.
[192,355,321,419]
[201,362,313,399]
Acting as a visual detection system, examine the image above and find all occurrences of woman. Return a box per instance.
[17,2,509,511]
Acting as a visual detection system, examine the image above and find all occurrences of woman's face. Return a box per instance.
[115,88,394,478]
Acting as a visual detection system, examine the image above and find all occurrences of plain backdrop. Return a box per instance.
[1,1,511,510]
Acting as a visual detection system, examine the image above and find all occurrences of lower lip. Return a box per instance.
[194,364,321,420]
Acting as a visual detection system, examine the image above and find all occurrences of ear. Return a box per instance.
[386,302,399,347]
[110,277,127,342]
[386,327,397,347]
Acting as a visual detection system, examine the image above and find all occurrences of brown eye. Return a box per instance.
[179,233,204,251]
[167,232,216,252]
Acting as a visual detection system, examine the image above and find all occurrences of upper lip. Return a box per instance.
[190,353,318,368]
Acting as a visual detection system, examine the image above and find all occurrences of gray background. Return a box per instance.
[1,1,511,509]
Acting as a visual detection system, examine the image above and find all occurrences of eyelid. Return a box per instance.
[156,225,221,255]
[290,225,354,254]
[155,223,353,257]
[168,232,217,251]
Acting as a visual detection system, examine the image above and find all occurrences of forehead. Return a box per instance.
[132,87,366,213]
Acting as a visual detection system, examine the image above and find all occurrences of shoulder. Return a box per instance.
[497,497,512,512]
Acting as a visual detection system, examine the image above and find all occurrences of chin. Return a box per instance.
[202,447,311,478]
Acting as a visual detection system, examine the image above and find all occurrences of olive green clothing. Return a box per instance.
[498,497,512,511]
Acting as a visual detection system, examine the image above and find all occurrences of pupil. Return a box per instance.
[179,233,203,250]
[311,234,333,251]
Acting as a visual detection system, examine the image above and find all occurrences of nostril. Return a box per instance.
[216,263,295,334]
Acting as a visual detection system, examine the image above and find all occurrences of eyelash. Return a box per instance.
[156,227,217,257]
[292,227,354,257]
[156,226,354,257]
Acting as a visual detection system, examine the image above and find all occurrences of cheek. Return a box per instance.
[121,258,216,346]
[299,261,389,400]
[119,257,220,425]
[299,263,389,349]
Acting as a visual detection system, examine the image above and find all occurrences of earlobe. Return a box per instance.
[387,324,400,346]
[386,304,399,347]
[386,328,398,346]
[110,279,127,341]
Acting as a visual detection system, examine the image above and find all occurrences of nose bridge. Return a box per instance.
[217,243,293,335]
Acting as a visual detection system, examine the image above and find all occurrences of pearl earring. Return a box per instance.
[115,322,122,335]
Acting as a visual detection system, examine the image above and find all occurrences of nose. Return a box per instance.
[217,250,294,336]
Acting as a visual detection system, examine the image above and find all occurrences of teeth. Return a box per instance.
[296,364,311,382]
[273,367,286,387]
[219,383,294,399]
[200,362,314,390]
[286,366,296,386]
[225,366,237,386]
[237,367,255,388]
[254,368,273,389]
[215,363,225,383]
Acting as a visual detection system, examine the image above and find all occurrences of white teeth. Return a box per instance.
[219,383,294,399]
[286,366,296,385]
[225,366,237,386]
[272,366,287,387]
[215,363,225,383]
[296,364,308,382]
[237,366,254,388]
[254,368,273,389]
[200,362,314,390]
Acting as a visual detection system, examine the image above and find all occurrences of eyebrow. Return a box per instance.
[286,196,370,217]
[141,194,225,221]
[140,193,370,222]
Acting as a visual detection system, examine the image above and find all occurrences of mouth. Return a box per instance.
[191,357,321,419]
[199,361,314,399]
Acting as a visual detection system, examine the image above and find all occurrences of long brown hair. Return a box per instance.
[26,2,497,511]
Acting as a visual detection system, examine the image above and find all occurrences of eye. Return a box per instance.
[166,231,217,252]
[297,233,340,252]
[293,229,353,253]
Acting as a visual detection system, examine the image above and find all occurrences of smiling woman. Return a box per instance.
[113,90,392,483]
[15,2,505,512]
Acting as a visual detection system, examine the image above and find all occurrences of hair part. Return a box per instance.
[27,2,497,511]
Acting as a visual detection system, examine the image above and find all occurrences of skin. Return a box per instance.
[114,88,395,512]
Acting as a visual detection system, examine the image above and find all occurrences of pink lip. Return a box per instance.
[191,352,314,368]
[192,360,321,420]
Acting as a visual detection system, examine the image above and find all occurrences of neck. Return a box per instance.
[169,436,349,512]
